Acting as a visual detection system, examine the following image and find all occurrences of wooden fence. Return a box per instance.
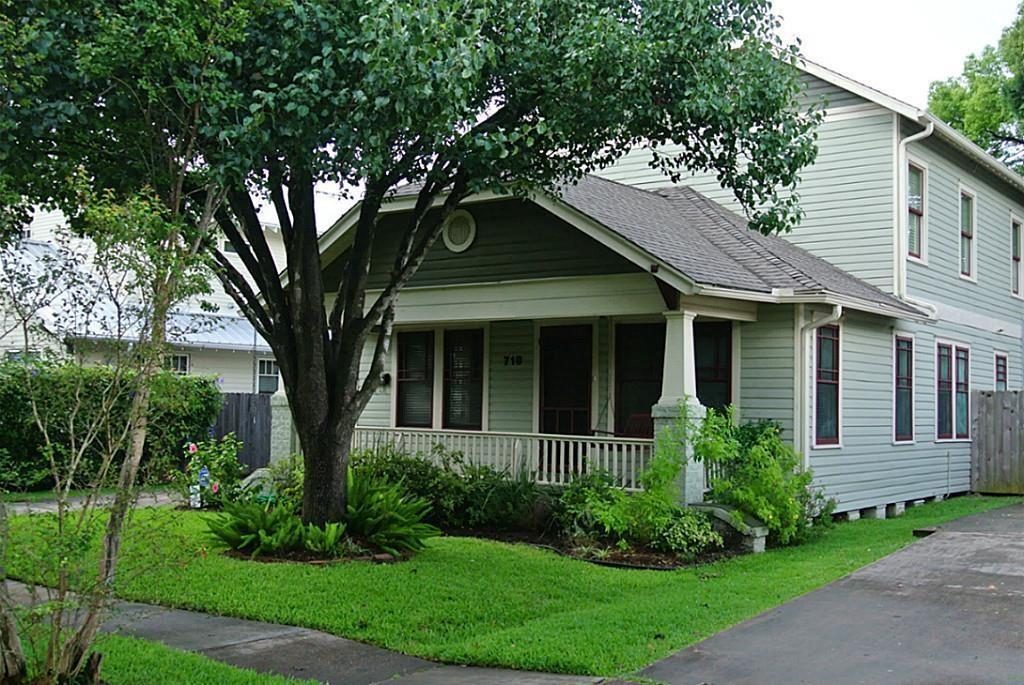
[971,390,1024,494]
[212,393,272,472]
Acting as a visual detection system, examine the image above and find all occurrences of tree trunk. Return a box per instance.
[298,421,354,526]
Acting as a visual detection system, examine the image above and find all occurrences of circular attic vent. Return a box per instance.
[442,210,476,253]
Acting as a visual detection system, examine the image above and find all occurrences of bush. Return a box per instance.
[0,361,221,491]
[265,453,304,510]
[207,500,360,559]
[352,444,548,531]
[695,409,834,545]
[346,469,440,555]
[175,434,245,507]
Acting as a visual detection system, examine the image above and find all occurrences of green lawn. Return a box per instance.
[97,635,315,685]
[9,495,1019,677]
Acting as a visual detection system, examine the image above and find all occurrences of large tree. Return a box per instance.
[929,3,1024,169]
[3,0,820,526]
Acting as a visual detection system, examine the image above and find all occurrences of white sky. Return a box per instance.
[774,0,1018,108]
[279,2,1019,228]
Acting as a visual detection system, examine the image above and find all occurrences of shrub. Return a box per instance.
[695,409,834,545]
[175,434,246,507]
[346,469,440,555]
[207,500,358,559]
[265,453,304,510]
[0,361,221,491]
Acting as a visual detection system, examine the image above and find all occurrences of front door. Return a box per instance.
[539,324,592,435]
[614,322,666,438]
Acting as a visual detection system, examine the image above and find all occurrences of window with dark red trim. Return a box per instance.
[960,192,975,277]
[908,164,924,258]
[1013,220,1021,295]
[955,347,970,438]
[937,344,953,439]
[396,331,434,428]
[815,325,840,446]
[996,354,1008,392]
[443,329,484,430]
[894,336,913,442]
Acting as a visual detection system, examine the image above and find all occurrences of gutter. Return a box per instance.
[895,121,937,317]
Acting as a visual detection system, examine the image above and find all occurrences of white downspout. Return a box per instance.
[796,304,843,467]
[896,120,936,314]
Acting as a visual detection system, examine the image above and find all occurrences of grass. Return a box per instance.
[8,495,1020,677]
[96,635,315,685]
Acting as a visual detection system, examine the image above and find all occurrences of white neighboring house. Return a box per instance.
[2,209,286,395]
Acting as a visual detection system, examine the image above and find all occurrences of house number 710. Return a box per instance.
[504,354,524,367]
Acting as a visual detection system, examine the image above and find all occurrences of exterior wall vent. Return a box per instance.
[442,210,477,253]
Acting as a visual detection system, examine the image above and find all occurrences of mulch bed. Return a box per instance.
[443,527,738,570]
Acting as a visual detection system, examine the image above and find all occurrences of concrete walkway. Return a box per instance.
[642,503,1024,685]
[4,489,177,516]
[96,595,602,685]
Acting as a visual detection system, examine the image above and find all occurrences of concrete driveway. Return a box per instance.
[643,503,1024,685]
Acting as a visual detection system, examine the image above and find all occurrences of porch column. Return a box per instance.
[652,309,706,504]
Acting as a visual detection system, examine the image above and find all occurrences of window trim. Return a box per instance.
[906,159,928,264]
[812,323,842,449]
[958,185,978,282]
[995,351,1009,392]
[394,329,435,428]
[166,353,190,375]
[892,333,915,445]
[257,357,279,394]
[935,339,971,442]
[442,328,485,430]
[1011,213,1022,299]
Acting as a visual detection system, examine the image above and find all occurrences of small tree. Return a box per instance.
[0,196,209,683]
[3,0,821,525]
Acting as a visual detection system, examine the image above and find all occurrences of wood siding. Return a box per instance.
[737,304,795,438]
[322,200,640,293]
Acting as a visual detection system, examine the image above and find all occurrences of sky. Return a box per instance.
[285,1,1022,229]
[773,0,1019,108]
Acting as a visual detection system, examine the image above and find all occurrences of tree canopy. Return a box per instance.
[929,4,1024,169]
[2,0,822,524]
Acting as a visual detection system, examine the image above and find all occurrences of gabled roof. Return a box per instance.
[555,175,925,318]
[327,175,927,320]
[798,57,1024,198]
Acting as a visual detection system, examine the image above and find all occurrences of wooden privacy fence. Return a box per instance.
[212,392,271,472]
[971,390,1024,494]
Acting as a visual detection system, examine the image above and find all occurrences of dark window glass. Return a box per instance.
[815,325,840,445]
[1013,221,1021,295]
[937,344,953,439]
[397,331,434,427]
[895,337,913,441]
[614,323,665,438]
[695,322,732,412]
[908,165,924,257]
[955,347,970,439]
[996,354,1008,392]
[960,193,974,276]
[443,329,484,430]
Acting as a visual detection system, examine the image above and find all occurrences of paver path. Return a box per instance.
[642,503,1024,685]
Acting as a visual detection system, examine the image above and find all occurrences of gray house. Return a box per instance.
[301,59,1024,517]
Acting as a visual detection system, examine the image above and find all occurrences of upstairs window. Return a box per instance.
[995,354,1008,392]
[907,164,924,258]
[894,336,914,442]
[1013,218,1021,296]
[814,325,840,446]
[396,331,434,428]
[959,191,975,278]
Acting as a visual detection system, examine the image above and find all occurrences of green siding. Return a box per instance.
[794,71,870,110]
[488,320,535,432]
[737,304,795,439]
[358,333,391,427]
[322,200,639,292]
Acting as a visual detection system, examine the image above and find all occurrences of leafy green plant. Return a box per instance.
[175,434,245,508]
[346,470,440,556]
[352,444,468,526]
[695,409,834,545]
[649,508,723,559]
[301,521,348,557]
[206,500,303,558]
[266,453,304,510]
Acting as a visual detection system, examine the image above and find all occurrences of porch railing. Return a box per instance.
[352,426,654,490]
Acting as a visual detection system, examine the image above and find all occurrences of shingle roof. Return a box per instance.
[554,175,925,318]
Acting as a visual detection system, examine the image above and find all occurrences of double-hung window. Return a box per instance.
[257,358,279,394]
[165,353,190,375]
[894,336,914,442]
[1012,218,1022,296]
[442,329,484,429]
[815,325,840,446]
[995,354,1008,392]
[396,331,434,428]
[907,164,924,259]
[937,342,970,440]
[959,190,976,279]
